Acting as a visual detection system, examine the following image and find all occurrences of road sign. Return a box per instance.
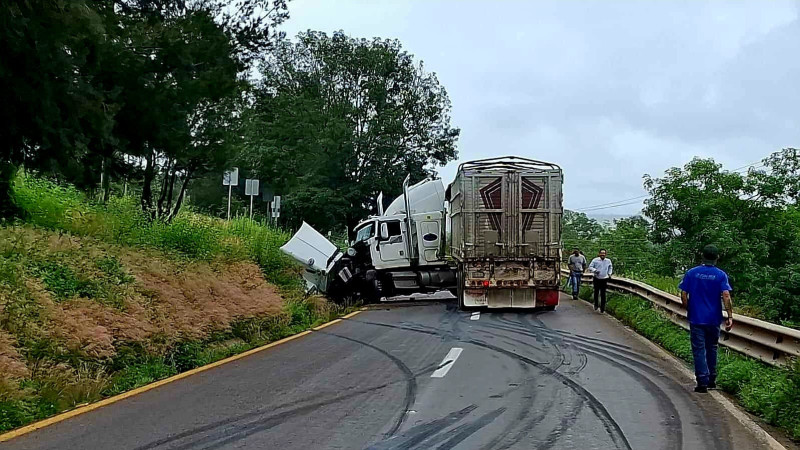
[224,168,239,220]
[245,179,260,196]
[271,195,281,219]
[223,168,239,186]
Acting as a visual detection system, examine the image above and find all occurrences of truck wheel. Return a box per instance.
[363,278,384,304]
[456,264,469,310]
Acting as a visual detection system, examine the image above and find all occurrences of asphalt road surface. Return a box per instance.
[5,294,766,450]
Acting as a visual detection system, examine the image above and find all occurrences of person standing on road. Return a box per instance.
[567,247,587,300]
[679,245,734,393]
[589,249,613,313]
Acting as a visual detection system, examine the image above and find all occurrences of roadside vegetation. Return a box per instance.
[574,287,800,440]
[563,149,800,328]
[1,0,460,433]
[0,175,350,432]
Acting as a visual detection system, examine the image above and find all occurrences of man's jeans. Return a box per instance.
[690,323,720,387]
[570,271,582,295]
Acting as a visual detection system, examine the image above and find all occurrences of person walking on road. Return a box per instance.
[679,245,734,393]
[589,249,613,313]
[567,247,587,300]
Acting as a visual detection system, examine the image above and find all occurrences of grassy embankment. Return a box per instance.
[0,175,350,432]
[574,285,800,440]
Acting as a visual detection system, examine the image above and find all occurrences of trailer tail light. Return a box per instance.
[482,280,490,288]
[536,289,559,306]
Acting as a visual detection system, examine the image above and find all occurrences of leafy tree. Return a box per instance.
[642,154,800,322]
[0,0,289,221]
[0,0,110,216]
[242,31,460,232]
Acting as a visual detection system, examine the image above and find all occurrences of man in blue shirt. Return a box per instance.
[678,245,734,393]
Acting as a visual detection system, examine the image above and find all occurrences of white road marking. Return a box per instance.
[431,348,463,378]
[470,312,480,321]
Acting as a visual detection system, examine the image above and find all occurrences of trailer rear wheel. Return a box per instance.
[456,264,470,310]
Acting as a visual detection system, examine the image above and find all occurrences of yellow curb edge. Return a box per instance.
[0,310,362,443]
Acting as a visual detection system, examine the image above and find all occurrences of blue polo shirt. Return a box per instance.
[678,265,732,326]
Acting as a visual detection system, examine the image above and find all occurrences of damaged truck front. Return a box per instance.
[280,177,456,303]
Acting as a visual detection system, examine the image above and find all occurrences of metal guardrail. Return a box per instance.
[561,269,800,367]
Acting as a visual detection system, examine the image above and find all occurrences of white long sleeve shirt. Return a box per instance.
[589,257,613,279]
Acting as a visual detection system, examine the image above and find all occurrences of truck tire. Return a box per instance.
[456,264,469,310]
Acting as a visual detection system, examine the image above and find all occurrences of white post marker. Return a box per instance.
[470,312,480,321]
[431,347,463,378]
[272,195,281,221]
[223,168,239,220]
[245,179,260,220]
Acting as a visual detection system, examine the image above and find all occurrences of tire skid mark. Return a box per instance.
[433,407,508,450]
[476,363,544,450]
[319,331,417,438]
[490,394,559,450]
[487,313,634,351]
[468,338,633,450]
[538,396,587,450]
[568,351,588,376]
[486,330,684,450]
[366,405,477,450]
[352,319,633,449]
[481,321,650,364]
[132,351,439,450]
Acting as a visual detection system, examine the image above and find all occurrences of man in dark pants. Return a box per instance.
[679,245,734,393]
[589,249,613,313]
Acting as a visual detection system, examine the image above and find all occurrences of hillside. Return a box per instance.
[0,175,342,431]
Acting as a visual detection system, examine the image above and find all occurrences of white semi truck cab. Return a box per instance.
[281,156,563,309]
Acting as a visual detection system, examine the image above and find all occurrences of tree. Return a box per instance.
[643,155,800,322]
[0,0,290,221]
[114,0,288,221]
[242,31,460,232]
[0,0,111,216]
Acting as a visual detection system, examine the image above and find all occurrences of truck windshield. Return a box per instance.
[355,222,374,243]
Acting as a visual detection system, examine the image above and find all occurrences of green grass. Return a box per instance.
[577,286,800,440]
[11,173,299,290]
[0,174,356,432]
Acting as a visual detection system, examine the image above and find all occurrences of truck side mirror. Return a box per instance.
[379,222,389,241]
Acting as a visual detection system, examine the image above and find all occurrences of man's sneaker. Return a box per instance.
[572,294,578,300]
[708,380,717,389]
[694,385,708,393]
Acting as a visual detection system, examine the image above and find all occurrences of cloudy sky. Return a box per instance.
[279,0,799,215]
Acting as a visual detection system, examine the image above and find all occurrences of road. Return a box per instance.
[5,294,765,450]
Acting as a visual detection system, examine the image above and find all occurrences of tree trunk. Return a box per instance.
[141,151,156,219]
[166,170,193,223]
[0,161,18,219]
[156,160,174,219]
[101,155,111,204]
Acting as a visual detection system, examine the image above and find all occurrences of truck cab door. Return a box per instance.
[376,220,408,267]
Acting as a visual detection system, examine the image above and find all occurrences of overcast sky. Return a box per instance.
[279,0,800,215]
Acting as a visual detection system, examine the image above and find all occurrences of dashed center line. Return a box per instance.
[470,312,480,321]
[431,347,463,378]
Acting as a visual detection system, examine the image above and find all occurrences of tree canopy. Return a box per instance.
[564,149,800,325]
[0,0,289,220]
[241,31,460,232]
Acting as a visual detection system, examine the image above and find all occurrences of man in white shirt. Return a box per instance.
[589,249,613,313]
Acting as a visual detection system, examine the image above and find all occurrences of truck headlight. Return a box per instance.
[347,247,357,257]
